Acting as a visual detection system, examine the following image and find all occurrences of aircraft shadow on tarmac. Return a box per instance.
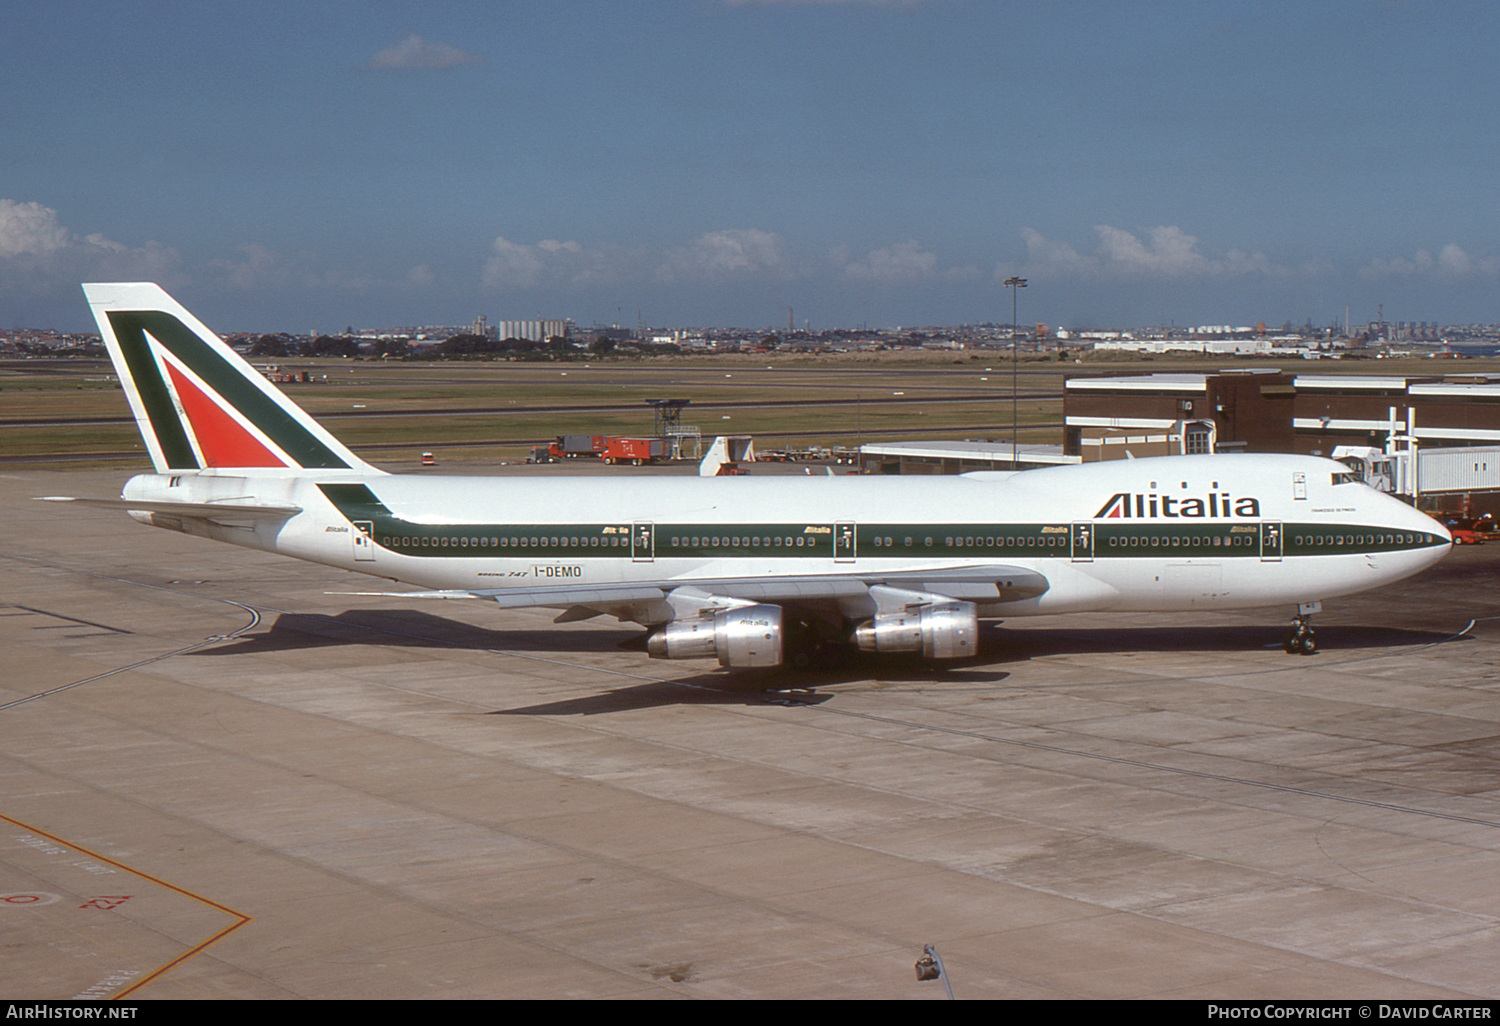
[186,608,1016,713]
[191,608,643,656]
[986,622,1462,661]
[182,608,1462,716]
[496,621,1463,717]
[192,609,1456,663]
[491,660,1018,716]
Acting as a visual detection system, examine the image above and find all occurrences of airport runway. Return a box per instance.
[4,468,1500,999]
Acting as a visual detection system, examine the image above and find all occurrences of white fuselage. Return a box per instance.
[122,453,1451,622]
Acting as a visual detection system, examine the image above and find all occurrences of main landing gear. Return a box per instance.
[1283,601,1322,656]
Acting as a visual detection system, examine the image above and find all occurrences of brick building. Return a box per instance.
[1064,371,1294,461]
[1065,371,1500,460]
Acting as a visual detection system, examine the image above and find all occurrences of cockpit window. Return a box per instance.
[1331,472,1360,486]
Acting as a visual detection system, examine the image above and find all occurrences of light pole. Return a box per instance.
[1004,276,1028,468]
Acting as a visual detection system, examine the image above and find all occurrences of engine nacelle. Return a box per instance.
[853,601,978,660]
[647,604,784,668]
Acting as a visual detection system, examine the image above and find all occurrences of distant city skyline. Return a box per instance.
[5,0,1498,334]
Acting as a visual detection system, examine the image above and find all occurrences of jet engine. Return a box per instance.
[853,601,978,660]
[647,604,784,668]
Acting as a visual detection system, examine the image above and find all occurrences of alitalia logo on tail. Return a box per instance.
[84,283,374,474]
[1094,491,1261,519]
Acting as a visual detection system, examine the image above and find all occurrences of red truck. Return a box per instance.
[530,434,607,463]
[602,436,664,466]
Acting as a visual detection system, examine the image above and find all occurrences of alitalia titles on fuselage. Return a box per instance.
[1094,491,1262,520]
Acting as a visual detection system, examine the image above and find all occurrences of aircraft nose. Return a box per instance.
[1418,510,1452,559]
[1376,492,1451,560]
[1423,512,1453,547]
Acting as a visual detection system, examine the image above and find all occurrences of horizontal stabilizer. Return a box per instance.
[39,496,302,520]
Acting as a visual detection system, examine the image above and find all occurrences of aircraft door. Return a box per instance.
[352,520,375,562]
[632,521,654,562]
[1071,522,1094,562]
[834,521,856,562]
[1260,521,1283,562]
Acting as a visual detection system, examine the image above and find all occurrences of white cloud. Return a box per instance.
[483,229,790,290]
[0,199,182,289]
[0,200,71,258]
[1095,225,1221,276]
[205,244,384,295]
[1440,244,1472,275]
[1360,243,1500,279]
[210,243,281,290]
[482,236,552,288]
[481,236,627,289]
[366,34,482,71]
[1017,227,1094,276]
[840,240,938,283]
[1013,225,1286,280]
[658,229,785,281]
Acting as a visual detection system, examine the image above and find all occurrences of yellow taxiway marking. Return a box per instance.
[0,811,253,999]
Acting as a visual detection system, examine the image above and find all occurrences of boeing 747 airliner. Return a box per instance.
[50,283,1452,668]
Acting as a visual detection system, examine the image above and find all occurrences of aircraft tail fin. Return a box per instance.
[84,283,380,475]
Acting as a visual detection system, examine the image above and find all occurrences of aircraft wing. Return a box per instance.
[346,563,1049,624]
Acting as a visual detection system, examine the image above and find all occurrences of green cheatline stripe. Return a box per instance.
[108,310,351,470]
[317,483,390,516]
[315,483,1446,562]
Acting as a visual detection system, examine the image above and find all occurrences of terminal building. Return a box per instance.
[1062,370,1500,513]
[1063,371,1295,459]
[1293,375,1500,453]
[1063,371,1500,459]
[850,372,1500,510]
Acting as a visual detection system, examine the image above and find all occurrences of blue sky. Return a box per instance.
[4,0,1497,333]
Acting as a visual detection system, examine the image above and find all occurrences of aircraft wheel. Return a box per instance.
[1283,634,1303,655]
[1300,634,1317,655]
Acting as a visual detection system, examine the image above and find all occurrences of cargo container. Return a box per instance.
[603,436,664,466]
[555,434,607,459]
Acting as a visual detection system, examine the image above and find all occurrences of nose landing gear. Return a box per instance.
[1283,601,1322,656]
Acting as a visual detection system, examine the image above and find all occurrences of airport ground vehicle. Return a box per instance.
[529,435,606,463]
[602,436,664,466]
